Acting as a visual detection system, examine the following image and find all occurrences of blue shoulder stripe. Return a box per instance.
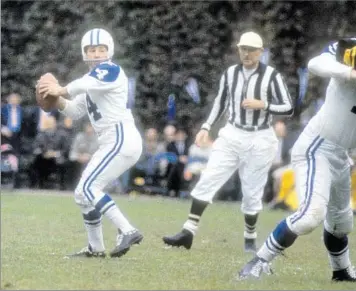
[89,62,120,82]
[322,42,338,55]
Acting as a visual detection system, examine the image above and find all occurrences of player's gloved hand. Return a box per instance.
[195,129,209,147]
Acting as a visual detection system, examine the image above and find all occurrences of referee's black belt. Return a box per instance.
[229,121,270,132]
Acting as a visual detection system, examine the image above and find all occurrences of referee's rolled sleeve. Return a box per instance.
[268,73,293,115]
[203,71,230,129]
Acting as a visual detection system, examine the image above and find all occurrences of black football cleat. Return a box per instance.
[238,256,273,280]
[65,245,106,258]
[109,229,143,258]
[162,229,193,249]
[332,266,356,282]
[244,238,257,253]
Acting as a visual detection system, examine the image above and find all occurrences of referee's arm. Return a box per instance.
[201,71,229,131]
[267,73,294,116]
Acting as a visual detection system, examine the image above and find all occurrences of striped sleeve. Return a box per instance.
[268,73,293,116]
[201,70,229,130]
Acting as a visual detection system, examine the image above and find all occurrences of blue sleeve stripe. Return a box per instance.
[329,43,336,54]
[322,42,337,55]
[89,63,120,82]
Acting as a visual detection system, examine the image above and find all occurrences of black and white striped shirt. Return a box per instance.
[202,62,293,131]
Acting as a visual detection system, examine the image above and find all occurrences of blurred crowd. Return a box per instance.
[2,92,356,210]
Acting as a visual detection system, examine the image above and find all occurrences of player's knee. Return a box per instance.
[74,184,91,207]
[82,180,98,203]
[325,208,354,237]
[293,208,326,235]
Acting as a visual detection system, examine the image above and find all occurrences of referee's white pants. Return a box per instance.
[191,123,278,215]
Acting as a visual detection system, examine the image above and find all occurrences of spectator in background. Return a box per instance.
[57,116,75,190]
[158,123,177,152]
[144,128,161,156]
[184,135,213,190]
[166,126,191,197]
[1,93,23,155]
[129,127,165,192]
[26,106,60,138]
[69,122,99,188]
[29,116,67,189]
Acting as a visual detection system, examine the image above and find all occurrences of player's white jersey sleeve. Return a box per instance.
[305,41,356,149]
[65,61,134,134]
[59,93,87,120]
[66,63,120,96]
[308,42,353,80]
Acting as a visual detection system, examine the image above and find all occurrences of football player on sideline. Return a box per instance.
[238,38,356,281]
[37,28,143,258]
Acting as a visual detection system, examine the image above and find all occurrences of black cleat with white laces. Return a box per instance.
[238,256,273,280]
[109,229,143,258]
[332,266,356,282]
[65,245,106,258]
[162,229,193,249]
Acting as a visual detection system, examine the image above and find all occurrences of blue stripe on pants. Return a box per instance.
[83,123,124,201]
[291,136,324,224]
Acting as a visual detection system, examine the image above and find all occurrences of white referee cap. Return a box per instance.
[237,32,263,48]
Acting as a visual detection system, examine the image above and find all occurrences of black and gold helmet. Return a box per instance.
[336,38,356,69]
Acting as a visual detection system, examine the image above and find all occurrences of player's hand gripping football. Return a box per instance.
[195,129,210,147]
[37,74,66,98]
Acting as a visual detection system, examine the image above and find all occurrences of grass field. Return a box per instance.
[1,190,356,290]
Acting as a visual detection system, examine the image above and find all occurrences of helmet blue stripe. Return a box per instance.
[90,30,93,45]
[97,29,100,44]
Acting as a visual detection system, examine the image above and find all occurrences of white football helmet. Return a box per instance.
[81,28,114,62]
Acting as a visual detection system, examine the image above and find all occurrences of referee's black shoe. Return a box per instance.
[332,266,356,282]
[163,229,193,249]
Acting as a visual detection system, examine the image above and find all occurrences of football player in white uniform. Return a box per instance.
[238,38,356,281]
[38,28,143,258]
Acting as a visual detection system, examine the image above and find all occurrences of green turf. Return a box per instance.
[1,190,355,290]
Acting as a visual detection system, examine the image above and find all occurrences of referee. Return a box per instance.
[163,31,293,252]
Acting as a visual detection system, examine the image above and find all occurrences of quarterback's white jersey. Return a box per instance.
[306,42,356,149]
[61,61,134,135]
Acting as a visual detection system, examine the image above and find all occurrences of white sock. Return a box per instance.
[183,214,200,235]
[257,233,284,262]
[80,207,105,252]
[85,222,105,252]
[328,246,351,271]
[104,205,135,233]
[93,193,135,234]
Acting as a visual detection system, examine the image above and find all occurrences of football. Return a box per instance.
[36,73,59,112]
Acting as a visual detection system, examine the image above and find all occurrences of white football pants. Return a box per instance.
[287,130,353,237]
[191,123,278,215]
[74,122,142,209]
